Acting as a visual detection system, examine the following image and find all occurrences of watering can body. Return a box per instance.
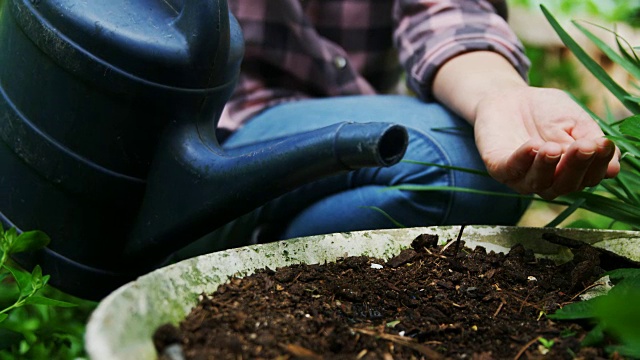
[0,0,408,299]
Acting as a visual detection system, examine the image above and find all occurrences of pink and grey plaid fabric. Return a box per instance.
[220,0,530,131]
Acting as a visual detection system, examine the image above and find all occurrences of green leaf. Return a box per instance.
[386,320,401,328]
[550,275,640,354]
[4,264,32,296]
[582,323,606,347]
[607,278,640,298]
[548,300,597,320]
[23,296,78,308]
[606,344,640,359]
[604,268,640,283]
[0,313,7,323]
[593,286,640,350]
[619,115,640,139]
[30,266,49,290]
[10,230,50,254]
[627,95,640,104]
[541,6,640,114]
[0,227,18,253]
[538,337,555,349]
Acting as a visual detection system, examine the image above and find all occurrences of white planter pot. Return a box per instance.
[85,225,640,360]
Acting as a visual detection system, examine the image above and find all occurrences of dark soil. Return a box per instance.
[154,233,621,359]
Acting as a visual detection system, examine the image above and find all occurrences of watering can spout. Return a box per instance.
[124,121,408,266]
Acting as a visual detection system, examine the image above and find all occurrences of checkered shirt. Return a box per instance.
[219,0,531,131]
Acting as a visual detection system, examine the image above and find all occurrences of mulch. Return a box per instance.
[154,232,619,359]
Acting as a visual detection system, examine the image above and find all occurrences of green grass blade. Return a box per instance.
[615,34,640,66]
[610,173,640,205]
[429,126,473,135]
[545,188,593,227]
[600,181,631,205]
[541,6,640,114]
[571,96,640,171]
[401,160,490,177]
[386,184,505,196]
[385,184,542,202]
[359,206,406,228]
[620,114,640,138]
[572,21,640,81]
[571,93,620,137]
[559,192,640,228]
[606,135,640,154]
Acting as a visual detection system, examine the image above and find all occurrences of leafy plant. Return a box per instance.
[548,268,640,357]
[0,223,92,359]
[0,223,57,321]
[539,6,640,229]
[536,6,640,358]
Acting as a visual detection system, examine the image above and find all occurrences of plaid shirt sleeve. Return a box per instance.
[393,0,531,101]
[220,0,530,131]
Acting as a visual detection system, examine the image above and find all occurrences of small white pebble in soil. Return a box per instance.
[371,263,383,269]
[528,276,537,281]
[538,345,550,355]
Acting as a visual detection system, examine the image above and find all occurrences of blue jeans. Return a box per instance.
[176,95,530,258]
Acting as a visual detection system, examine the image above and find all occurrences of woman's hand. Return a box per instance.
[474,86,619,199]
[433,51,619,199]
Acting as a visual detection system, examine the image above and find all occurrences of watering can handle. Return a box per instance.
[172,0,232,88]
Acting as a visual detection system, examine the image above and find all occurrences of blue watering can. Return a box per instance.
[0,0,408,299]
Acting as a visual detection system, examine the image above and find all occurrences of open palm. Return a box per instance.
[473,87,619,200]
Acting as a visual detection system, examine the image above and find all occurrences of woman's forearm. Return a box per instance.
[432,51,528,124]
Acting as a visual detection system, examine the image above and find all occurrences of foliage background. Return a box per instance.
[510,0,640,26]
